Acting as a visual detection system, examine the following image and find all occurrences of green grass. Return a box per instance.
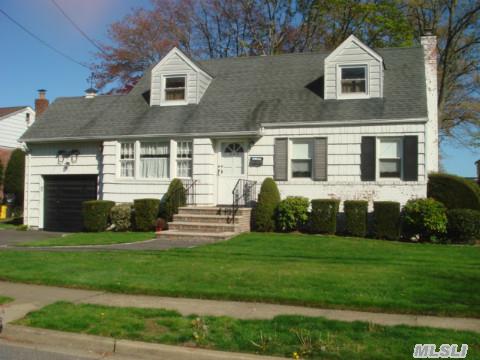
[16,232,155,247]
[0,295,13,304]
[1,233,479,317]
[16,302,480,360]
[0,222,18,230]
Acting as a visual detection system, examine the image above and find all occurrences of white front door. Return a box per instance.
[217,142,246,204]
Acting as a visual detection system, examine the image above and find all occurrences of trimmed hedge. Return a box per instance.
[447,209,480,244]
[159,179,186,222]
[402,198,447,242]
[310,199,340,234]
[134,199,161,231]
[276,196,309,232]
[110,204,132,231]
[373,201,400,240]
[82,200,115,232]
[255,178,281,232]
[344,200,368,237]
[428,173,480,210]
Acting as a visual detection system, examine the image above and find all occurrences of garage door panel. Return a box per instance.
[44,175,97,232]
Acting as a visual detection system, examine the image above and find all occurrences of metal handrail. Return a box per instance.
[231,179,257,224]
[165,179,198,212]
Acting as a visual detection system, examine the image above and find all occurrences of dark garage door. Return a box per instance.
[44,175,98,232]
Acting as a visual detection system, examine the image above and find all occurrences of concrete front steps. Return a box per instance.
[156,206,252,243]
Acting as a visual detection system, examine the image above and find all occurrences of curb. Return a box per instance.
[1,325,286,360]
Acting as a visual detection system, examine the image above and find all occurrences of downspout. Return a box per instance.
[24,145,31,228]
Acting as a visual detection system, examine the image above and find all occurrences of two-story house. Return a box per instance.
[21,35,439,233]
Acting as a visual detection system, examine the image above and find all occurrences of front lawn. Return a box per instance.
[16,302,480,360]
[16,232,155,247]
[0,295,13,304]
[0,233,479,317]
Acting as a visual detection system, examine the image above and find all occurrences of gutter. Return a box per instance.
[261,117,428,128]
[21,130,261,144]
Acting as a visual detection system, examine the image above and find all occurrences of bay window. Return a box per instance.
[176,140,192,178]
[140,142,170,178]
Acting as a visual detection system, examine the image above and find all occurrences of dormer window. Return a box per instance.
[165,76,186,101]
[340,66,367,95]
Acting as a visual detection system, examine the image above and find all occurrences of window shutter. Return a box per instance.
[403,136,418,181]
[274,138,288,181]
[313,138,327,181]
[361,137,376,181]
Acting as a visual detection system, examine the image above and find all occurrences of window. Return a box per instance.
[177,141,192,178]
[341,66,366,94]
[165,76,186,101]
[291,140,313,178]
[140,142,170,178]
[379,138,402,178]
[120,143,135,178]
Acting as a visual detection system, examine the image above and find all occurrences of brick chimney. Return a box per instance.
[35,89,49,117]
[421,30,439,174]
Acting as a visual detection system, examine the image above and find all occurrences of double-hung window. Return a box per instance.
[379,138,402,178]
[120,142,135,178]
[340,66,367,94]
[291,139,313,178]
[140,142,170,178]
[165,76,186,101]
[176,141,192,178]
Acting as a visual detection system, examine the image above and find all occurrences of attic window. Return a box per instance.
[340,66,366,94]
[165,76,186,101]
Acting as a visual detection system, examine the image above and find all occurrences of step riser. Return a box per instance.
[169,223,237,233]
[178,208,252,217]
[156,234,229,242]
[173,215,245,224]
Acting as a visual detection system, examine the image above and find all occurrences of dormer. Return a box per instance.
[150,47,213,106]
[324,35,383,100]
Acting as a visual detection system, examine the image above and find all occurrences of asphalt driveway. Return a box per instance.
[0,229,65,247]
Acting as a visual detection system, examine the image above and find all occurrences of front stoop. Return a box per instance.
[156,207,252,243]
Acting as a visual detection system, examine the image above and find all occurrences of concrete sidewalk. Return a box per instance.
[1,280,479,333]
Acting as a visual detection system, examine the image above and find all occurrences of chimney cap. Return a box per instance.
[422,28,434,36]
[85,87,98,99]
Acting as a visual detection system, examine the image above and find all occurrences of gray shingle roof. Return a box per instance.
[22,47,427,142]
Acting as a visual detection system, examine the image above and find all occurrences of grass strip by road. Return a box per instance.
[16,232,155,247]
[0,296,13,304]
[1,233,479,317]
[16,301,480,360]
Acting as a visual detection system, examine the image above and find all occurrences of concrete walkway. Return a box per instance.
[1,281,479,333]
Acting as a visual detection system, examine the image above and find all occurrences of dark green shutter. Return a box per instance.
[274,138,288,181]
[313,138,328,181]
[361,137,376,181]
[403,136,418,181]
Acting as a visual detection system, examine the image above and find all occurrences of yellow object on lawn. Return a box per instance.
[0,205,7,219]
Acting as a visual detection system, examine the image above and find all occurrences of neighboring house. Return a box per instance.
[21,34,439,232]
[0,106,35,165]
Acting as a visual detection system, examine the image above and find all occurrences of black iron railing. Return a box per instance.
[182,179,198,206]
[165,179,198,212]
[231,179,257,224]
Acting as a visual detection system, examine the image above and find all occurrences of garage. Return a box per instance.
[43,175,98,232]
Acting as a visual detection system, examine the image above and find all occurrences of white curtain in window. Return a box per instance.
[292,141,312,159]
[120,143,135,177]
[140,142,169,178]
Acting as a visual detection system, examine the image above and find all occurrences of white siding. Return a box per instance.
[325,41,383,99]
[24,142,100,228]
[0,108,35,148]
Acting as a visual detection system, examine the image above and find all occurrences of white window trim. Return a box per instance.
[161,74,188,106]
[176,139,193,179]
[376,137,403,181]
[118,142,136,179]
[290,138,313,179]
[336,64,369,99]
[117,140,175,181]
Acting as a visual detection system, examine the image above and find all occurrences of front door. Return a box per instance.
[217,142,246,204]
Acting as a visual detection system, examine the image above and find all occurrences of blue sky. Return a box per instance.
[0,0,477,176]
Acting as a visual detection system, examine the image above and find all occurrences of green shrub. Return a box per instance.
[310,199,340,234]
[428,173,480,210]
[82,200,115,232]
[402,198,447,242]
[134,198,161,231]
[159,179,186,222]
[373,202,400,240]
[111,204,133,231]
[276,196,309,232]
[344,200,368,237]
[447,209,480,244]
[3,149,25,206]
[255,178,281,232]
